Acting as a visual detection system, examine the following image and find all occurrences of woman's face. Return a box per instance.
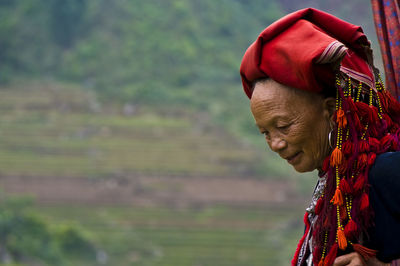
[250,79,335,173]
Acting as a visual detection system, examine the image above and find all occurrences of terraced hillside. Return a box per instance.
[0,82,291,178]
[0,82,315,265]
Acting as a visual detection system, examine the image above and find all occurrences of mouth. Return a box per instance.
[285,152,302,164]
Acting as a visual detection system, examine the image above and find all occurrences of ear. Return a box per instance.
[323,97,336,122]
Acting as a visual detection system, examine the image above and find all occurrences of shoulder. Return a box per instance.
[368,151,400,211]
[369,151,400,186]
[367,151,400,262]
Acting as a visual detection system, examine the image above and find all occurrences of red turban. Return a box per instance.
[240,8,375,98]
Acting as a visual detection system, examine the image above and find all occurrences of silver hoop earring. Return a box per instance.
[328,130,334,149]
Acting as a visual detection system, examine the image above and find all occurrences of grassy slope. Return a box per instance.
[36,204,304,266]
[0,82,314,265]
[0,81,297,178]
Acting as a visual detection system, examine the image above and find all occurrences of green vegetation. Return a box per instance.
[0,195,96,266]
[35,204,304,266]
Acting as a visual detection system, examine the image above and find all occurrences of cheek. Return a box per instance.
[286,122,314,145]
[305,120,330,161]
[289,118,329,155]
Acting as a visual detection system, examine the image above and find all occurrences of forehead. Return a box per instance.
[251,80,301,111]
[250,80,321,124]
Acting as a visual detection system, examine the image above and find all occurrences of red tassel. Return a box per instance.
[346,97,357,113]
[353,114,363,132]
[383,113,393,129]
[357,153,368,169]
[384,90,400,114]
[331,188,343,206]
[352,243,377,260]
[336,109,347,128]
[318,259,324,266]
[339,159,348,175]
[337,228,348,250]
[323,216,330,229]
[315,197,324,215]
[322,156,330,172]
[369,125,379,138]
[344,219,358,239]
[313,246,322,265]
[324,243,338,266]
[342,140,353,155]
[330,147,343,167]
[368,106,379,123]
[340,206,347,221]
[368,137,380,152]
[380,134,393,150]
[339,179,352,194]
[355,102,370,117]
[393,139,399,150]
[358,140,369,153]
[378,91,389,112]
[353,174,365,193]
[368,153,376,166]
[360,193,369,211]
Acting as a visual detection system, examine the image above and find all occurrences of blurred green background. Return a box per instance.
[0,0,380,265]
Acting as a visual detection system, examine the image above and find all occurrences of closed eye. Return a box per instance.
[277,124,291,133]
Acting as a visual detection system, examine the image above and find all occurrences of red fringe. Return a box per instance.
[322,156,330,172]
[381,134,392,147]
[383,113,393,129]
[355,102,371,126]
[393,140,399,150]
[344,219,358,239]
[360,192,369,211]
[346,96,357,113]
[369,106,379,124]
[339,158,348,175]
[352,243,377,260]
[353,173,365,193]
[313,246,322,265]
[324,243,338,266]
[358,140,369,153]
[378,91,389,112]
[340,206,347,221]
[383,90,400,115]
[315,197,324,215]
[339,178,352,194]
[342,140,353,155]
[353,113,363,132]
[323,216,330,229]
[370,125,379,139]
[357,153,368,169]
[368,137,380,152]
[368,153,376,166]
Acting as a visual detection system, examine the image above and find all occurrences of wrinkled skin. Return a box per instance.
[250,79,390,265]
[250,79,335,172]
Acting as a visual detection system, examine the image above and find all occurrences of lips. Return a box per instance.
[285,152,302,164]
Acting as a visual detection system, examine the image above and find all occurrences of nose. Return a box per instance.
[268,136,287,152]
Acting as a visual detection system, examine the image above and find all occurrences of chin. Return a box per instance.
[292,163,316,173]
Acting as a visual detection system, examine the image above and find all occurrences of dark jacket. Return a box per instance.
[367,151,400,262]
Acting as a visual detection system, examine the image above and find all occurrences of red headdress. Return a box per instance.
[240,8,400,266]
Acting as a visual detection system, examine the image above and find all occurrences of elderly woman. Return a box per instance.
[240,8,400,266]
